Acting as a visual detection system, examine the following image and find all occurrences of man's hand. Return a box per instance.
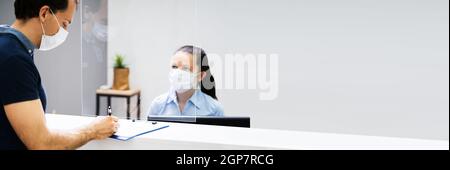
[87,116,120,140]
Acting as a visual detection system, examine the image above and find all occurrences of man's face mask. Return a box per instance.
[39,9,69,51]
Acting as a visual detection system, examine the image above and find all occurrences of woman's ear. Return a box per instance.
[199,71,207,81]
[38,6,50,23]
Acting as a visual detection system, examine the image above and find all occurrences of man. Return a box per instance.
[0,0,119,150]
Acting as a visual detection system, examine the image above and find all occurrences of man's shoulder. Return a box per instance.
[0,33,30,61]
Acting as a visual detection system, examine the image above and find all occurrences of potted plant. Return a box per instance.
[112,54,130,90]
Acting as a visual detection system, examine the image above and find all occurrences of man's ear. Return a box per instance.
[38,6,50,23]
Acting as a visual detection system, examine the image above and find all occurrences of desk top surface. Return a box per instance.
[96,89,141,96]
[46,114,449,150]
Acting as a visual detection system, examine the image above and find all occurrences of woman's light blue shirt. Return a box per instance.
[147,89,224,116]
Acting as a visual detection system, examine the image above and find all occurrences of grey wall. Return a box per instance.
[0,0,15,24]
[81,0,108,116]
[108,0,449,140]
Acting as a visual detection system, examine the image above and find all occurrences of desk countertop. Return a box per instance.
[45,114,449,150]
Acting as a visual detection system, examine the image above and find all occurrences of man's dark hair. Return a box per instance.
[14,0,79,21]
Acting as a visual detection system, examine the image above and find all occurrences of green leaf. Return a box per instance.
[114,54,127,68]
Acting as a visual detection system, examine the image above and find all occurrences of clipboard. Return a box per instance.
[110,119,169,141]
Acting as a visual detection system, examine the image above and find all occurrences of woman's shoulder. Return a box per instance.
[148,92,171,116]
[151,92,170,105]
[200,92,225,116]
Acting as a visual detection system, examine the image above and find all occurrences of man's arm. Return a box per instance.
[4,99,118,150]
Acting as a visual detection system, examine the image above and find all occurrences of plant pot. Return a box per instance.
[113,68,130,90]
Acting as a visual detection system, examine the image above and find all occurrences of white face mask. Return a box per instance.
[169,69,200,93]
[39,9,69,51]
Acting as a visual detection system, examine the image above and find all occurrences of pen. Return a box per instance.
[108,106,112,116]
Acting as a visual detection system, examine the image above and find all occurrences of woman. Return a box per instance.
[148,45,224,116]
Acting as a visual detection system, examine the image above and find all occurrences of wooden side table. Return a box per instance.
[96,89,141,120]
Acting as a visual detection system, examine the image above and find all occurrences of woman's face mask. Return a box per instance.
[39,9,69,51]
[169,69,200,93]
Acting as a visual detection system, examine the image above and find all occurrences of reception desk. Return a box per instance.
[45,114,449,150]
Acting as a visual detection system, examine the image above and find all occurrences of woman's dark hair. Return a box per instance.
[14,0,79,21]
[176,45,218,100]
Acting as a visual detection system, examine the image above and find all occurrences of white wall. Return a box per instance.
[108,0,449,140]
